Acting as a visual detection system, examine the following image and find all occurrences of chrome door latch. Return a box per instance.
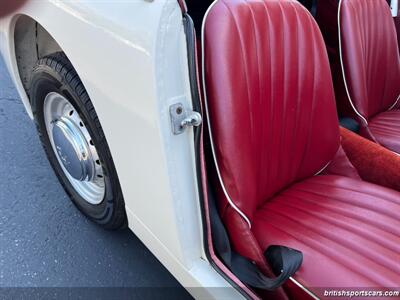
[169,103,202,135]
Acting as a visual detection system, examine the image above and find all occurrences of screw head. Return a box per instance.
[176,107,183,115]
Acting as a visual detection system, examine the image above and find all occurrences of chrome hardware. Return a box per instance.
[44,92,105,205]
[52,117,95,181]
[169,103,202,135]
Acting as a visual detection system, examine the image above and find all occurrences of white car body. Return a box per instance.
[0,1,243,299]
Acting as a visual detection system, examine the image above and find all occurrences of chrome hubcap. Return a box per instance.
[44,92,105,205]
[52,116,95,181]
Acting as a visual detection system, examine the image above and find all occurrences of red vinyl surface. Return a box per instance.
[339,0,400,119]
[203,0,400,298]
[203,0,340,222]
[369,110,400,153]
[322,145,361,179]
[317,0,400,152]
[318,0,400,121]
[253,175,400,294]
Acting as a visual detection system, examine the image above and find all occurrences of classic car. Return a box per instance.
[1,0,400,299]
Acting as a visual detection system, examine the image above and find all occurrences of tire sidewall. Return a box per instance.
[30,64,117,225]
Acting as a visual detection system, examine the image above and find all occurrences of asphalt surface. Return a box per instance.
[0,57,191,299]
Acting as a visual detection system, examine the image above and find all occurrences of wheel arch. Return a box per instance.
[13,15,63,104]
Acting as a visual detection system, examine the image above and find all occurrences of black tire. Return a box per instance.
[30,52,127,230]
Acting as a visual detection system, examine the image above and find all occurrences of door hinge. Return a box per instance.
[169,103,202,135]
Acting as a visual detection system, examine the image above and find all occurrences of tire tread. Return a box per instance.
[31,52,127,230]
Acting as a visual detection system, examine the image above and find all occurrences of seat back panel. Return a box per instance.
[203,0,340,221]
[339,0,400,119]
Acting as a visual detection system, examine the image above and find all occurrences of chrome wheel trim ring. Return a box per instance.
[43,92,105,205]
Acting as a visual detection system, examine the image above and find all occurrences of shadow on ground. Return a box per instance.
[0,56,191,299]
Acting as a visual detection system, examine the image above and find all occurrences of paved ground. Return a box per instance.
[0,57,191,299]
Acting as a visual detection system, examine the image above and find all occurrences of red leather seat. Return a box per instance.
[369,110,400,151]
[202,0,400,297]
[316,0,400,152]
[254,176,400,289]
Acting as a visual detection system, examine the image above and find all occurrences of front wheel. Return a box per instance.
[30,52,127,229]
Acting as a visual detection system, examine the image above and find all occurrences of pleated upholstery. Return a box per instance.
[253,175,400,291]
[203,0,400,295]
[317,0,400,153]
[204,0,340,221]
[369,110,400,153]
[339,0,400,119]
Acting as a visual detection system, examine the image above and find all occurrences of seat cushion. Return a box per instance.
[369,110,400,153]
[253,175,400,294]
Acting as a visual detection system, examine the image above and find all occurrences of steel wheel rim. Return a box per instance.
[43,92,105,205]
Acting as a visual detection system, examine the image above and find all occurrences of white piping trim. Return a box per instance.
[201,0,252,229]
[314,159,332,176]
[393,150,400,156]
[200,5,327,298]
[338,0,369,126]
[388,94,400,110]
[289,277,320,300]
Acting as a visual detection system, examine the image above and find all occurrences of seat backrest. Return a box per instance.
[319,0,400,122]
[203,0,340,223]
